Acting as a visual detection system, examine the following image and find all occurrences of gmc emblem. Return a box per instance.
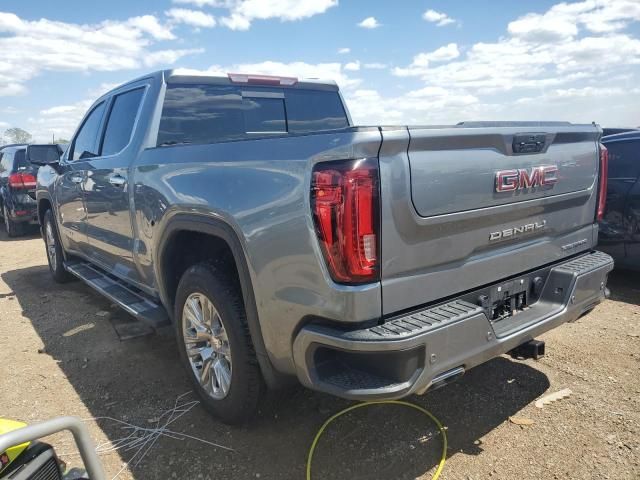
[495,166,558,192]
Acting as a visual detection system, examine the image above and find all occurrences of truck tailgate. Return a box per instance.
[378,124,601,315]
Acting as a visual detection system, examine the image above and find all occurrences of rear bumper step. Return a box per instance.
[292,250,613,400]
[65,261,170,329]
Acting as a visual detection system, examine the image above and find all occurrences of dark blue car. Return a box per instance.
[0,144,39,237]
[598,131,640,269]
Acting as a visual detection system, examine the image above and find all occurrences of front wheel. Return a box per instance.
[175,263,264,424]
[43,209,73,283]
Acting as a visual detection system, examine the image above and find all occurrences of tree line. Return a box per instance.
[0,127,69,145]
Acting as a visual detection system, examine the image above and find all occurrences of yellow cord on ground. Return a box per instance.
[306,400,447,480]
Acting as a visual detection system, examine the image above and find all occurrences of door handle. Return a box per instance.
[70,175,83,184]
[109,174,126,187]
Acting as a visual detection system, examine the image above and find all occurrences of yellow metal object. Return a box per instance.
[0,419,31,474]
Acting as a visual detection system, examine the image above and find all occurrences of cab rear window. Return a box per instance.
[14,149,29,169]
[157,84,349,146]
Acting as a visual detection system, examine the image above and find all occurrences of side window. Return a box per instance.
[607,140,640,180]
[101,88,145,156]
[158,85,244,146]
[71,102,106,161]
[0,152,13,172]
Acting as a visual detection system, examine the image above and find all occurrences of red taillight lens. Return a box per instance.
[311,158,380,284]
[596,143,608,221]
[8,172,36,189]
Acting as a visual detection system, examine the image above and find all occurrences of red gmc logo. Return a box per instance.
[495,166,558,192]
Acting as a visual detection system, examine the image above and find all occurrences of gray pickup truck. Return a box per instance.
[34,70,613,423]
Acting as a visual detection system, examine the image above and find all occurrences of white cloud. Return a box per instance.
[356,0,640,127]
[423,9,456,27]
[507,12,578,42]
[345,86,479,126]
[393,43,460,76]
[0,12,199,96]
[166,8,216,27]
[393,1,640,94]
[338,47,350,54]
[219,14,252,30]
[28,98,94,142]
[508,0,640,41]
[0,106,19,114]
[358,17,380,29]
[344,61,360,71]
[363,63,387,69]
[144,48,204,67]
[217,0,337,30]
[124,15,176,40]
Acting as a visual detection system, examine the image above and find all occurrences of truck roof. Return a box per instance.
[99,69,340,101]
[602,130,640,142]
[165,69,339,91]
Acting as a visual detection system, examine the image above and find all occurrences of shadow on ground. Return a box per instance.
[607,268,640,307]
[3,262,551,479]
[0,226,40,242]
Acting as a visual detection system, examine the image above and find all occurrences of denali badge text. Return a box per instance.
[490,220,546,241]
[495,166,558,193]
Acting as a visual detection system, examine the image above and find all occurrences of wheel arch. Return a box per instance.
[155,213,284,388]
[37,195,54,226]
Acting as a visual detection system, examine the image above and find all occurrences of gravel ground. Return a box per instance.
[0,227,638,480]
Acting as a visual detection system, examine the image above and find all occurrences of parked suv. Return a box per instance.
[598,130,640,269]
[35,70,613,423]
[0,144,38,237]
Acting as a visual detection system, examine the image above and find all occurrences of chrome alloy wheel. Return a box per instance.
[45,220,57,267]
[182,292,232,400]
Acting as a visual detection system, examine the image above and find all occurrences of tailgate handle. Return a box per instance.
[513,133,546,154]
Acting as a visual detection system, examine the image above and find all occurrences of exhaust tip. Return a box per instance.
[418,366,465,395]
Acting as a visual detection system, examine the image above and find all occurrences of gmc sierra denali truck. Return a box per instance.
[34,70,613,423]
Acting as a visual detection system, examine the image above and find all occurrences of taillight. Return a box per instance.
[311,158,380,284]
[8,172,37,189]
[596,143,608,221]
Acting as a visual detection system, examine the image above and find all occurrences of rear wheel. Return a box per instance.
[3,204,24,237]
[175,263,264,424]
[43,209,73,283]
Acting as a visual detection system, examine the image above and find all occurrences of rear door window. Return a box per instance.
[101,87,145,156]
[71,101,106,161]
[158,84,349,146]
[606,140,640,180]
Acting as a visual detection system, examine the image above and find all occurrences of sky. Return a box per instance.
[0,0,639,142]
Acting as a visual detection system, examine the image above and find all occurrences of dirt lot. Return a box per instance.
[0,228,638,480]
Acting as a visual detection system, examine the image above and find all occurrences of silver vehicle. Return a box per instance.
[34,70,613,423]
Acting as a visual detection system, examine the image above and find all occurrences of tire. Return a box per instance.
[3,204,24,238]
[43,209,73,283]
[175,263,264,424]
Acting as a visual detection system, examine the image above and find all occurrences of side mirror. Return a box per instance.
[26,144,62,166]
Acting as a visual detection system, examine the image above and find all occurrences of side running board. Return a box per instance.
[64,261,170,329]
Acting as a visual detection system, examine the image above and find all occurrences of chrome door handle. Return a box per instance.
[70,175,83,184]
[109,174,126,187]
